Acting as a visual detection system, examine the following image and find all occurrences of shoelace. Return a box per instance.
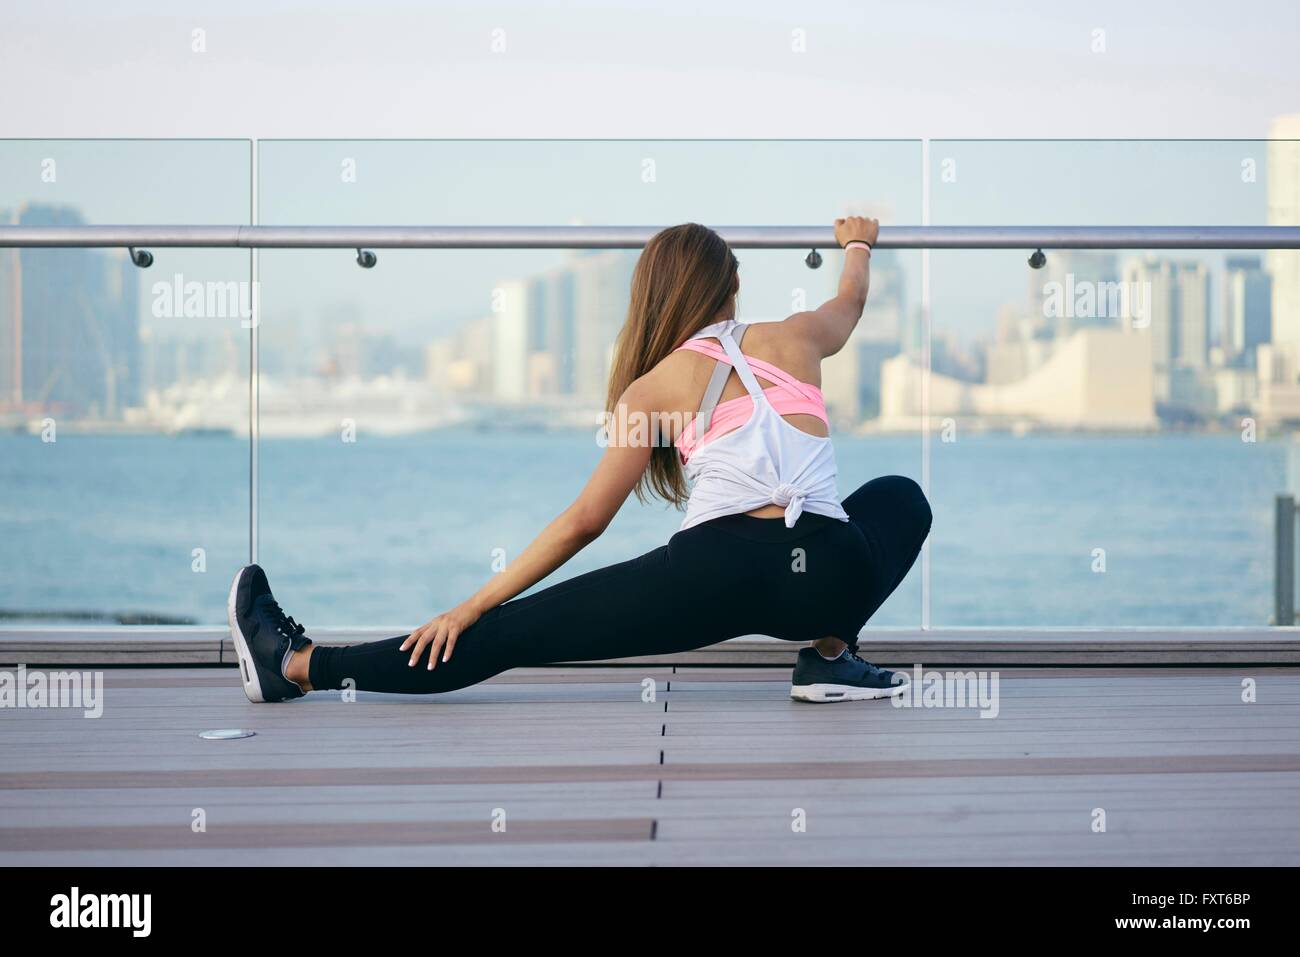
[844,650,884,676]
[264,598,306,643]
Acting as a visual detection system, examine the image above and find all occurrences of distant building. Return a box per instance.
[1171,259,1210,369]
[1255,341,1300,423]
[821,337,902,427]
[1173,261,1211,370]
[1268,114,1300,347]
[1223,257,1272,365]
[878,327,1156,431]
[821,249,905,424]
[0,204,140,417]
[1213,366,1258,414]
[571,251,636,402]
[491,279,529,401]
[446,250,638,404]
[1121,257,1174,396]
[1120,257,1210,404]
[1254,115,1300,422]
[531,269,577,395]
[1030,250,1120,338]
[985,304,1056,387]
[427,316,492,393]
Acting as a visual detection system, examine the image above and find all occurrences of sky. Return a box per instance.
[1,0,1298,347]
[3,0,1297,140]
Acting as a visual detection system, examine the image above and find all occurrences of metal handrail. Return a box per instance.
[3,224,1300,249]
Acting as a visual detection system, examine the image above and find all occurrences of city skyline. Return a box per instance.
[2,123,1298,434]
[0,211,1292,435]
[3,135,1290,350]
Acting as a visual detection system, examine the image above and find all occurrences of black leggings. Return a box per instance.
[307,475,932,695]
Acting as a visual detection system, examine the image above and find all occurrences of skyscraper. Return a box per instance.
[1250,116,1300,423]
[571,250,636,403]
[1173,261,1211,370]
[1223,257,1272,365]
[1267,114,1300,347]
[526,268,577,396]
[1120,257,1210,402]
[491,278,529,401]
[1121,257,1174,400]
[493,254,639,403]
[1,204,141,418]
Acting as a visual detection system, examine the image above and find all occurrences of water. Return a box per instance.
[0,431,1286,630]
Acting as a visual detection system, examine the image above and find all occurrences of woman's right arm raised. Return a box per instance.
[788,215,879,358]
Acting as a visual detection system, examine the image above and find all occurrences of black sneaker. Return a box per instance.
[227,564,311,703]
[789,646,908,703]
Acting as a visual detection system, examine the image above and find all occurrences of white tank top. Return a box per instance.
[678,319,850,531]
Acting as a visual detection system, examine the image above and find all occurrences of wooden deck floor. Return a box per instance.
[2,665,1299,865]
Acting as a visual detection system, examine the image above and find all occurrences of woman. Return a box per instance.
[228,217,932,705]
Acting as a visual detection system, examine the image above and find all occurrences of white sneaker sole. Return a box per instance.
[227,567,265,703]
[790,680,909,703]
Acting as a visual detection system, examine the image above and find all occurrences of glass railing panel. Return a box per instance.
[927,139,1297,626]
[0,139,251,626]
[256,140,923,628]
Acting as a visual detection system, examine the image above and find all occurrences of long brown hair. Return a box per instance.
[605,223,739,507]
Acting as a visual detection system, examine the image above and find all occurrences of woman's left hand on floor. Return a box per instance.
[402,600,482,669]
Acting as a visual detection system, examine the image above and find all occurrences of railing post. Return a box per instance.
[1276,494,1296,626]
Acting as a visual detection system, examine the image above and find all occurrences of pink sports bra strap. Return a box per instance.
[675,320,830,451]
[676,338,818,400]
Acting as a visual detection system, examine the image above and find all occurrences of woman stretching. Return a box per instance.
[228,217,932,705]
